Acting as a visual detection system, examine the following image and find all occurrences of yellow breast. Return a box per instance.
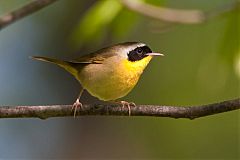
[78,56,152,101]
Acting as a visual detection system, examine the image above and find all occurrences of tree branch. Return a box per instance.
[0,98,239,120]
[0,0,58,30]
[120,0,239,24]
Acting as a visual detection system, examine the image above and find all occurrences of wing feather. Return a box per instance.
[69,45,117,64]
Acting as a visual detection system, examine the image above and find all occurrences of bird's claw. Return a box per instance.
[72,99,83,117]
[120,101,136,116]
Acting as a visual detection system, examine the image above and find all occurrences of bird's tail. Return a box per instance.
[31,56,78,77]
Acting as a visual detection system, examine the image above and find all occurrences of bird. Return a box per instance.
[31,42,164,116]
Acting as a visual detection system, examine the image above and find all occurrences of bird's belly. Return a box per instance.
[77,63,141,101]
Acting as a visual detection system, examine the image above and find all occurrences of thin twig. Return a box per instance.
[0,98,239,120]
[0,0,58,30]
[120,0,239,24]
[0,0,237,30]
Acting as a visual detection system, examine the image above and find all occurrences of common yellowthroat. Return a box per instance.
[32,42,163,116]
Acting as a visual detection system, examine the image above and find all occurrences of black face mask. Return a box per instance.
[128,46,152,62]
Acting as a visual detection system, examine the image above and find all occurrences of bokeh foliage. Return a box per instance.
[0,0,239,159]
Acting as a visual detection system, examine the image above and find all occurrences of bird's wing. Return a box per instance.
[69,46,116,64]
[69,55,105,64]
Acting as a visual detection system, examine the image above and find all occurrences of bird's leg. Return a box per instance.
[111,100,136,116]
[72,88,84,117]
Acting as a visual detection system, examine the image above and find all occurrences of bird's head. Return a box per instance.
[112,42,164,62]
[102,42,164,74]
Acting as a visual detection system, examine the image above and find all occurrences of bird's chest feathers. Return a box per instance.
[78,56,152,101]
[117,56,152,85]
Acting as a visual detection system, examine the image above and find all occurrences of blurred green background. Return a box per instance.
[0,0,239,159]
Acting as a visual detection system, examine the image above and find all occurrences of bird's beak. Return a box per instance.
[146,52,164,56]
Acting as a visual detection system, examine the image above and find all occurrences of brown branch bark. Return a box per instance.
[120,0,239,24]
[0,98,239,120]
[0,0,58,30]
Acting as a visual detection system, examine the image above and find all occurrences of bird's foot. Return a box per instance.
[119,101,136,116]
[72,98,83,117]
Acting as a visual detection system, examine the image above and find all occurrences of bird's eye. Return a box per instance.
[136,48,143,54]
[128,45,152,62]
